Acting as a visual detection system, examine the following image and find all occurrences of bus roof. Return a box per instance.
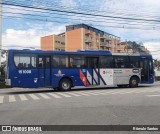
[8,49,152,57]
[8,49,112,56]
[112,53,152,57]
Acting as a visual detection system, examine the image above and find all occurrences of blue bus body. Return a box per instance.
[5,49,154,89]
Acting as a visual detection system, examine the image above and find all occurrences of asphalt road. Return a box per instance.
[0,82,160,134]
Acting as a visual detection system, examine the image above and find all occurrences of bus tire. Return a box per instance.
[59,78,72,91]
[129,77,139,88]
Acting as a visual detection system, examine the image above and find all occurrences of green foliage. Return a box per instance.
[126,41,146,53]
[154,59,160,71]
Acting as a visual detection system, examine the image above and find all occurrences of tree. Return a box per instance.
[126,41,147,53]
[154,59,160,71]
[0,50,7,82]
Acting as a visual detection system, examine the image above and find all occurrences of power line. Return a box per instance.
[3,5,160,27]
[2,4,160,30]
[4,0,160,19]
[3,11,160,30]
[3,2,160,29]
[3,14,160,31]
[2,2,160,23]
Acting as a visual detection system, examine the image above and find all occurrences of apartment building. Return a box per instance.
[41,33,65,51]
[65,24,122,52]
[41,24,125,53]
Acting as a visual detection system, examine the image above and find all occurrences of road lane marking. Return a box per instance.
[38,93,50,99]
[99,90,132,95]
[47,93,61,98]
[81,92,100,95]
[93,88,158,95]
[75,92,90,96]
[19,94,28,101]
[65,92,81,96]
[56,93,71,97]
[0,96,4,103]
[9,95,16,102]
[118,89,160,94]
[80,90,127,95]
[78,88,160,96]
[147,95,160,97]
[1,88,159,103]
[28,94,40,100]
[80,91,107,95]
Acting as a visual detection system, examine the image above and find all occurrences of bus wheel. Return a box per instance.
[59,78,72,91]
[129,77,139,88]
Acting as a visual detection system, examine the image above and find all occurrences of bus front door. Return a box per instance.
[86,57,100,86]
[38,56,52,87]
[140,57,149,82]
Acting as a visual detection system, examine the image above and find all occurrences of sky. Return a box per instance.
[1,0,160,60]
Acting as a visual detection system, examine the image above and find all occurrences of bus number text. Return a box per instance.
[19,70,31,74]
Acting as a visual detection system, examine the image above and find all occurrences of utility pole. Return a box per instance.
[0,0,2,67]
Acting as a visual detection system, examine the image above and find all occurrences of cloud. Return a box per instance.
[60,0,77,9]
[144,42,160,59]
[2,29,40,49]
[2,23,66,49]
[2,0,160,60]
[3,5,33,17]
[102,0,160,12]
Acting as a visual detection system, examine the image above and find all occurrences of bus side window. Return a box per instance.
[70,57,74,67]
[53,55,68,68]
[129,56,140,68]
[14,54,37,68]
[18,63,23,68]
[115,62,119,68]
[23,63,27,68]
[38,60,43,68]
[113,56,129,68]
[46,58,50,68]
[100,56,112,68]
[28,64,33,68]
[69,55,85,68]
[53,58,58,68]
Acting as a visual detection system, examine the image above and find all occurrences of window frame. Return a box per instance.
[13,53,37,68]
[128,56,140,68]
[69,55,86,68]
[52,54,69,68]
[113,56,130,68]
[100,56,113,68]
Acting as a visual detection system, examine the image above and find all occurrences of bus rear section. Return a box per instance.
[5,50,39,88]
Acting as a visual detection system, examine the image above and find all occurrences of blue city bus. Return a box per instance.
[5,49,154,90]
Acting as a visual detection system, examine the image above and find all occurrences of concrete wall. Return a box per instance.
[41,35,54,50]
[66,29,82,51]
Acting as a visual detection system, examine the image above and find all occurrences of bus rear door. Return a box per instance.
[86,57,100,86]
[140,57,149,82]
[38,56,52,87]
